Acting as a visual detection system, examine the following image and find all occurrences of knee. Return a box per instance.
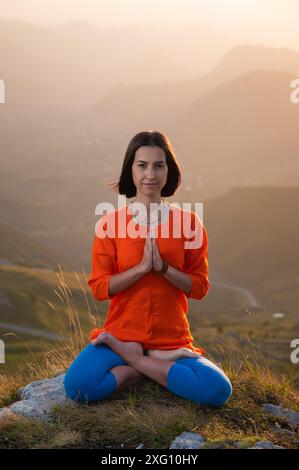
[64,368,116,404]
[203,372,233,407]
[64,368,90,403]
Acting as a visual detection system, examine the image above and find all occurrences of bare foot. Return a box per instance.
[91,331,113,347]
[92,331,144,365]
[146,347,202,361]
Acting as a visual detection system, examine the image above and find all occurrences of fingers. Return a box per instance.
[145,232,152,261]
[151,235,158,250]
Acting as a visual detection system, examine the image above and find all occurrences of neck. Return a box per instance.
[132,195,164,211]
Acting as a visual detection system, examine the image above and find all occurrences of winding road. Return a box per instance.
[212,280,261,308]
[0,321,68,341]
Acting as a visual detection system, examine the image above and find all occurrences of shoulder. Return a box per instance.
[179,207,207,248]
[178,206,205,229]
[95,208,118,238]
[95,206,130,238]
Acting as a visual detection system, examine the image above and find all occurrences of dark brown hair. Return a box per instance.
[108,130,182,198]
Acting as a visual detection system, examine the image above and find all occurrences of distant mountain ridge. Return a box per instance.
[205,185,299,313]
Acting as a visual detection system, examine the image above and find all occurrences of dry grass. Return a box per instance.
[0,266,299,449]
[0,265,102,407]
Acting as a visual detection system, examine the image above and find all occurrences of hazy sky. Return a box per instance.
[0,0,298,48]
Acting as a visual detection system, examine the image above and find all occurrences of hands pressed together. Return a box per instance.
[140,231,164,274]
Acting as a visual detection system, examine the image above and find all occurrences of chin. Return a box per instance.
[143,185,159,190]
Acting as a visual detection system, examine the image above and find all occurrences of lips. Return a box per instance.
[143,183,157,186]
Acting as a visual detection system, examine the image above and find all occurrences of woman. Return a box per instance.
[64,130,232,407]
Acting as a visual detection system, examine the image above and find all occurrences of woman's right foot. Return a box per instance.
[92,331,144,365]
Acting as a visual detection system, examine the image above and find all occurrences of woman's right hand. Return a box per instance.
[138,231,153,274]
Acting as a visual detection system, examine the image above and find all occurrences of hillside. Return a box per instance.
[173,70,299,198]
[204,185,299,313]
[0,19,236,114]
[0,220,71,269]
[85,44,299,134]
[0,264,106,374]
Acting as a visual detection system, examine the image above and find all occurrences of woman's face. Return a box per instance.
[131,146,168,199]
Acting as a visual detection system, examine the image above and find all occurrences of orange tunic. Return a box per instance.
[88,204,210,355]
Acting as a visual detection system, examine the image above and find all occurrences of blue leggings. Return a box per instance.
[64,343,232,407]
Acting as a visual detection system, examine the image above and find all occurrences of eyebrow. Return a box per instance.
[137,160,165,163]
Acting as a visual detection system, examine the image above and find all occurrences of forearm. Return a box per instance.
[108,264,145,297]
[162,264,192,295]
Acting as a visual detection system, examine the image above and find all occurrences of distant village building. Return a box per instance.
[272,312,285,319]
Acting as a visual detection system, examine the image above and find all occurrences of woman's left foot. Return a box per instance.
[92,332,144,364]
[147,347,202,361]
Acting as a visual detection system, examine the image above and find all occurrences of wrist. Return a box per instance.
[135,263,147,276]
[155,258,169,275]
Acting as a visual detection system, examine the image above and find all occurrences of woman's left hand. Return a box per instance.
[151,236,163,272]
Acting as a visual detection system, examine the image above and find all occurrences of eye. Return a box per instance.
[137,164,164,167]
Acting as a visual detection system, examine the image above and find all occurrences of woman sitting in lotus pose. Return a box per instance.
[64,130,232,407]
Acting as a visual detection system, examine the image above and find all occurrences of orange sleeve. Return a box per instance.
[183,213,210,301]
[87,218,117,302]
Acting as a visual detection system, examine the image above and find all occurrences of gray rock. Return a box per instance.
[0,407,16,420]
[0,373,75,422]
[262,403,299,429]
[270,427,297,436]
[10,399,50,421]
[248,441,285,449]
[19,374,67,401]
[169,432,206,449]
[136,443,145,449]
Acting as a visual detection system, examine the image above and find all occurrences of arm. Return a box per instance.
[88,220,147,301]
[107,264,146,297]
[162,265,192,295]
[162,215,210,300]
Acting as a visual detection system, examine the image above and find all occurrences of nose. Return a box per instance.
[145,166,156,179]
